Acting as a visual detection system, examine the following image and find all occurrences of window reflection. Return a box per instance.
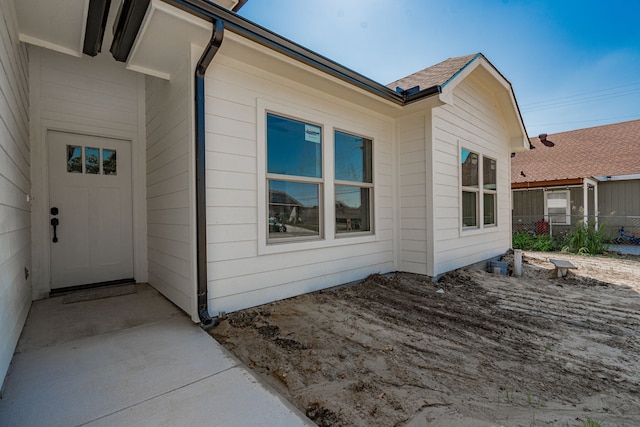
[85,147,99,174]
[461,149,479,187]
[335,185,371,233]
[267,114,322,178]
[103,149,117,175]
[268,180,320,239]
[334,131,372,183]
[66,145,82,173]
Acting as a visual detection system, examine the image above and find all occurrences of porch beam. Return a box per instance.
[83,0,112,56]
[512,177,583,189]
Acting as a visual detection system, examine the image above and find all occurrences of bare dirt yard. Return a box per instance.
[211,252,640,426]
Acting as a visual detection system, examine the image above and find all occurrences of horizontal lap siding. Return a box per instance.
[599,180,640,216]
[0,0,31,385]
[432,77,512,275]
[397,114,428,274]
[37,49,138,135]
[204,55,394,314]
[145,58,195,320]
[29,45,143,300]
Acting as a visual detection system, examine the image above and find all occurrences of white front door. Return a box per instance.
[48,131,134,289]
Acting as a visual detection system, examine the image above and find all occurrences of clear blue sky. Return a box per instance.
[238,0,640,137]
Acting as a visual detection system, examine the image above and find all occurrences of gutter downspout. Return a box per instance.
[195,19,224,328]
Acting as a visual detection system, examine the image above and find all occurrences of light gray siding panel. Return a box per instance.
[431,77,512,275]
[204,54,394,314]
[599,180,640,217]
[0,0,31,387]
[145,58,196,320]
[397,113,428,275]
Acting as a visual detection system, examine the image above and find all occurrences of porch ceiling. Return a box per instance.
[15,0,91,57]
[125,0,212,80]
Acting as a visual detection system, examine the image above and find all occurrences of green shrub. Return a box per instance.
[512,232,534,250]
[564,222,606,255]
[533,234,554,251]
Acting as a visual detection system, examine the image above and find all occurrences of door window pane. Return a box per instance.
[85,147,100,174]
[268,180,320,239]
[67,145,82,173]
[103,149,117,175]
[462,191,477,227]
[335,131,372,183]
[336,186,371,233]
[267,114,321,178]
[461,149,479,187]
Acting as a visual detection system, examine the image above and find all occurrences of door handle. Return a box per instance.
[51,217,59,243]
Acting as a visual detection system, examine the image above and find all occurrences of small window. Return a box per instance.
[266,113,323,241]
[545,191,570,225]
[335,131,373,234]
[461,148,497,229]
[85,147,100,174]
[103,149,117,175]
[66,145,82,173]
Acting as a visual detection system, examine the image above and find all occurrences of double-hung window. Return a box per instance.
[334,131,373,234]
[461,148,497,229]
[545,191,570,225]
[266,113,322,241]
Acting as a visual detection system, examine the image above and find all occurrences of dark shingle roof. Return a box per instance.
[511,119,640,184]
[387,53,480,92]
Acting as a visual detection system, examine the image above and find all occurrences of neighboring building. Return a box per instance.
[0,0,528,384]
[511,119,640,236]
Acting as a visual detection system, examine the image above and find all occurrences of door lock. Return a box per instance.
[50,207,59,243]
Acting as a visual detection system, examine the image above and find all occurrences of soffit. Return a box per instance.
[15,0,90,57]
[125,0,212,79]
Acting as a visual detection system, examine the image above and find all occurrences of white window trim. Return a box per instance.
[544,189,571,225]
[334,128,375,238]
[257,99,378,255]
[459,143,498,235]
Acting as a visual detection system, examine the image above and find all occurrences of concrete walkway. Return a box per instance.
[0,284,312,427]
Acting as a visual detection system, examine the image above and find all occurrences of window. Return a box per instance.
[483,156,497,225]
[545,191,570,225]
[66,145,117,175]
[461,148,497,229]
[335,131,373,234]
[266,113,322,241]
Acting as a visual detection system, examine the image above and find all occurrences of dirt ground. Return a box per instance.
[211,252,640,426]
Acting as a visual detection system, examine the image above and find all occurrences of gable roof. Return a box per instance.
[387,53,480,92]
[511,119,640,186]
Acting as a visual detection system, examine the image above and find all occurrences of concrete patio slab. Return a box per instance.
[0,284,312,427]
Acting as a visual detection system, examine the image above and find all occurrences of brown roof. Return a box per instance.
[511,119,640,185]
[387,53,480,91]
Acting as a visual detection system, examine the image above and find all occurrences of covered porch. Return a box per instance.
[0,283,310,425]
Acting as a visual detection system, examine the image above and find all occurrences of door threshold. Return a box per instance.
[50,278,136,296]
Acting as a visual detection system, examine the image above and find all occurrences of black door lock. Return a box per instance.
[50,217,59,243]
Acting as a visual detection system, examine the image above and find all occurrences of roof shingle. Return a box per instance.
[387,53,480,92]
[511,119,640,184]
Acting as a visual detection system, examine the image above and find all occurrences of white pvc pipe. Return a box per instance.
[514,249,523,277]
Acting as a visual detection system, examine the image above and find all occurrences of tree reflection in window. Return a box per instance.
[85,147,100,174]
[67,145,82,173]
[103,149,117,175]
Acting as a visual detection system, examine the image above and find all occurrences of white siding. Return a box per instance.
[396,113,429,275]
[204,53,395,314]
[0,0,31,386]
[431,75,512,275]
[29,46,145,299]
[145,57,196,321]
